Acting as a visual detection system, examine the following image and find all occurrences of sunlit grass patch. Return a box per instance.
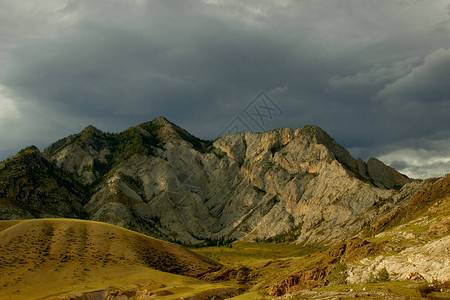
[192,242,323,265]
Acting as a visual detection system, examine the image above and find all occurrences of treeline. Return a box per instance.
[167,235,236,248]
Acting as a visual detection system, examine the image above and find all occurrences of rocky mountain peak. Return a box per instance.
[17,145,41,159]
[20,145,40,153]
[152,116,173,127]
[138,117,181,141]
[43,125,111,185]
[294,125,357,170]
[137,117,210,152]
[80,125,103,137]
[294,125,330,141]
[366,157,411,189]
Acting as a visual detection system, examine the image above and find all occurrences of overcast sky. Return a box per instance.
[1,0,449,179]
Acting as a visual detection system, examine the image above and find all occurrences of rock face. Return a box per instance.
[347,220,450,284]
[44,125,112,185]
[365,158,411,189]
[1,117,414,245]
[347,236,450,283]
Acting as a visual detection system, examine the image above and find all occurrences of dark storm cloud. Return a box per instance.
[378,48,450,105]
[3,1,306,122]
[1,0,450,178]
[389,160,409,171]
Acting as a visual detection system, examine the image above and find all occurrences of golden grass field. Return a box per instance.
[0,219,229,300]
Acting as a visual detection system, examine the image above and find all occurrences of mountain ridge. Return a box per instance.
[1,117,415,245]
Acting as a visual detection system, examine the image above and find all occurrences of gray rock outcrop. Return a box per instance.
[38,118,413,245]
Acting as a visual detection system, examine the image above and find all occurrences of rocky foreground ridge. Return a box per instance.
[0,117,427,245]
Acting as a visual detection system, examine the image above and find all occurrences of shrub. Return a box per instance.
[270,142,285,154]
[376,267,390,282]
[367,267,390,283]
[328,262,348,285]
[417,284,434,297]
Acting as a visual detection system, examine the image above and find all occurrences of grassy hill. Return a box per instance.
[0,219,227,300]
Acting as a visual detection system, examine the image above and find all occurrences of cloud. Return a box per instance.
[389,160,409,171]
[365,49,450,146]
[0,85,20,120]
[269,85,288,95]
[377,48,450,104]
[349,136,450,180]
[0,0,449,179]
[329,56,421,88]
[378,141,450,179]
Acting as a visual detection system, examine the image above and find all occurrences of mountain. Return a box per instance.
[0,117,448,299]
[0,146,86,219]
[0,218,223,300]
[0,117,419,246]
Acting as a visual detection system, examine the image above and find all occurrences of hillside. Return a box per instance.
[193,175,449,298]
[0,147,86,220]
[0,218,223,300]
